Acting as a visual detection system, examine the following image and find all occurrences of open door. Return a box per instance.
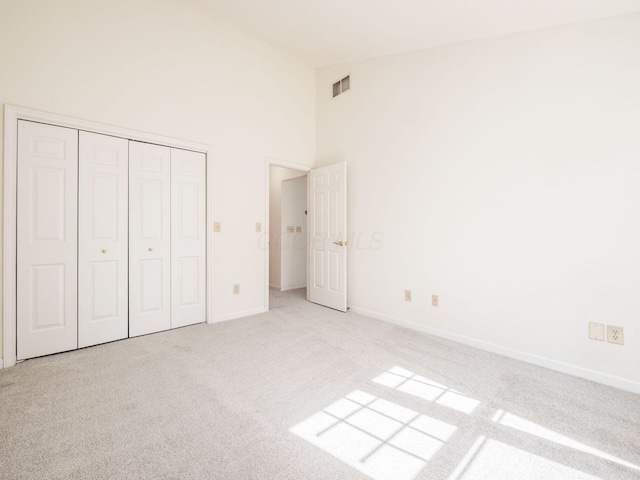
[308,162,347,312]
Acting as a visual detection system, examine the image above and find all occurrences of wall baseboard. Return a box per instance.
[349,305,640,395]
[269,284,281,291]
[211,307,267,324]
[280,284,307,292]
[0,358,3,369]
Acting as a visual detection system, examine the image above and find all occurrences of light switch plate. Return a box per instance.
[432,295,439,307]
[296,226,302,233]
[287,226,294,233]
[256,223,262,233]
[214,222,221,233]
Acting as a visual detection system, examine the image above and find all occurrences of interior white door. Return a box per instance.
[129,141,171,337]
[171,148,206,328]
[308,162,348,312]
[78,131,129,347]
[17,120,79,360]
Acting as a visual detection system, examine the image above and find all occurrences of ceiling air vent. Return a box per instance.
[332,75,350,98]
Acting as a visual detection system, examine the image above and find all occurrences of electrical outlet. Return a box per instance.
[233,284,240,295]
[255,223,262,233]
[588,322,604,341]
[404,290,412,302]
[214,222,222,233]
[432,295,439,307]
[296,226,302,233]
[607,325,624,345]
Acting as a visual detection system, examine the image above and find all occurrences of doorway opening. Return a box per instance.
[266,162,309,311]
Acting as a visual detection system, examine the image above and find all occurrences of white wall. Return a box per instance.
[281,175,307,290]
[316,13,640,386]
[0,0,315,359]
[269,166,306,289]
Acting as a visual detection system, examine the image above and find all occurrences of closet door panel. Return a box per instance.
[129,142,171,336]
[171,148,206,328]
[17,120,78,360]
[78,131,129,348]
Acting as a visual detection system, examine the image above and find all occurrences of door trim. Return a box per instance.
[3,104,215,368]
[264,157,310,312]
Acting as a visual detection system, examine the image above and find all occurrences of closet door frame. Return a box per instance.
[3,104,214,368]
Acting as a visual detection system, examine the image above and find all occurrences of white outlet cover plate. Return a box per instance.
[588,322,604,341]
[607,325,624,345]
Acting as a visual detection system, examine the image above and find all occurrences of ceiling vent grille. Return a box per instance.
[332,75,350,98]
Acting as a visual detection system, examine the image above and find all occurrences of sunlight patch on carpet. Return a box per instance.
[373,366,481,414]
[492,409,640,473]
[448,436,603,480]
[290,389,457,480]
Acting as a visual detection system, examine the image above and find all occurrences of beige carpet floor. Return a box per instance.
[0,288,639,480]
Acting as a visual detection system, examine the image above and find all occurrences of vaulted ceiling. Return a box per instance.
[195,0,640,67]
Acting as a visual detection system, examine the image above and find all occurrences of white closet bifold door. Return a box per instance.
[78,131,129,348]
[171,148,206,328]
[129,141,171,337]
[17,120,78,360]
